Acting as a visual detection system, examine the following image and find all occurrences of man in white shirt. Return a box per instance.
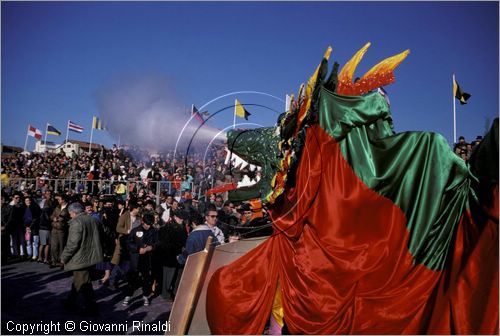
[159,194,173,223]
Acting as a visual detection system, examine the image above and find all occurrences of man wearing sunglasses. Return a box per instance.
[205,207,225,245]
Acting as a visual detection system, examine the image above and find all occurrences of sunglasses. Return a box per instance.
[208,215,218,218]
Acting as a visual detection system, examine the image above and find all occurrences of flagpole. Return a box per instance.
[118,134,121,147]
[65,120,69,144]
[89,126,94,155]
[24,125,29,152]
[233,99,237,129]
[44,123,48,146]
[453,73,457,144]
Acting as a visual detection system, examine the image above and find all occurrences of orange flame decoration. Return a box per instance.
[337,42,410,96]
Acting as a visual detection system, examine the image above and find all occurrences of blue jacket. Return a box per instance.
[178,224,218,265]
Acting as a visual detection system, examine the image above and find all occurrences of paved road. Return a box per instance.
[1,259,173,335]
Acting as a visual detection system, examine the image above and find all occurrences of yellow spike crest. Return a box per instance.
[337,43,410,95]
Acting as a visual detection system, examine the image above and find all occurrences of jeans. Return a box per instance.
[26,235,40,258]
[109,261,130,286]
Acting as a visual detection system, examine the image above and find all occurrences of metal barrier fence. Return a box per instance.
[1,178,204,203]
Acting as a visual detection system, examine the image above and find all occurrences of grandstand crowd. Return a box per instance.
[0,134,481,311]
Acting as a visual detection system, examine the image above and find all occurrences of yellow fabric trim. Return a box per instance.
[272,282,284,327]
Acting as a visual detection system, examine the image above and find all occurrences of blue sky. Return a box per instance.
[2,1,498,151]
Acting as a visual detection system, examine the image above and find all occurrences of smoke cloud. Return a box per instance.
[95,73,225,155]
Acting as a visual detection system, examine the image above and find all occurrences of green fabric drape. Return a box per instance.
[319,88,471,270]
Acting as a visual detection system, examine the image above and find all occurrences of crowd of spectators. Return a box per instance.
[454,135,483,162]
[1,143,272,312]
[0,144,234,199]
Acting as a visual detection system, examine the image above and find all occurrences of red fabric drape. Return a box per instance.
[419,186,499,334]
[206,126,498,334]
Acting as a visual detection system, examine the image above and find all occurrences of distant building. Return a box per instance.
[59,140,104,156]
[34,140,59,153]
[1,144,23,158]
[29,140,105,156]
[2,141,106,158]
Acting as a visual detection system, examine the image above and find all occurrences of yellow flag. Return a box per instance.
[92,116,105,130]
[235,99,251,120]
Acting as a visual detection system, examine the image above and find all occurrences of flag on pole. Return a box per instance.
[92,116,106,130]
[68,120,84,133]
[453,78,471,105]
[191,105,206,124]
[47,124,62,136]
[235,99,251,120]
[27,125,42,140]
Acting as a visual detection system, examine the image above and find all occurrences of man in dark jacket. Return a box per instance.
[156,209,187,300]
[123,212,158,307]
[4,193,26,259]
[61,202,103,315]
[1,194,11,264]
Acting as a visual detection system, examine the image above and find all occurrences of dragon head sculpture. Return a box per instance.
[225,127,280,202]
[225,43,410,204]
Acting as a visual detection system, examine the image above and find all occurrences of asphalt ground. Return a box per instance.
[1,258,173,335]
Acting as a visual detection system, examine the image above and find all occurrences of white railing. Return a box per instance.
[2,178,200,203]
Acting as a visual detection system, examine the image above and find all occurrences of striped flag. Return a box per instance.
[27,125,42,140]
[92,116,106,130]
[68,120,84,133]
[47,124,62,136]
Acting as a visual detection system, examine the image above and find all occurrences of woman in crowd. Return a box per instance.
[23,196,41,261]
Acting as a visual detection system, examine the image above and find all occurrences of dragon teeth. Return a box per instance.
[224,147,231,165]
[225,150,261,173]
[237,174,258,188]
[233,156,244,169]
[237,174,251,187]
